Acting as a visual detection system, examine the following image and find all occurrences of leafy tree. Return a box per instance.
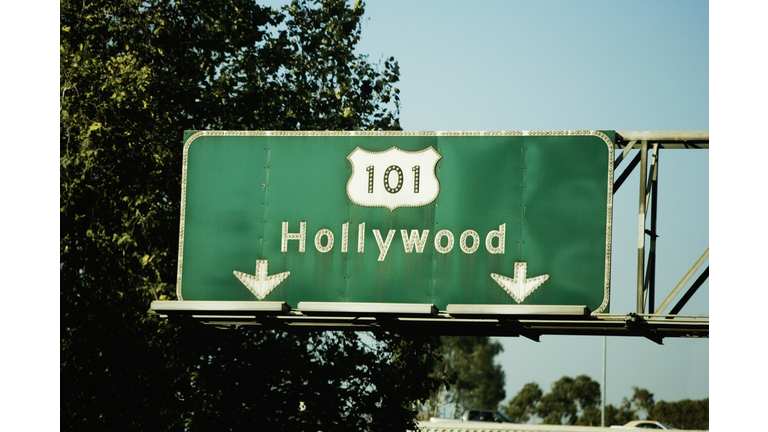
[601,402,636,427]
[420,336,506,419]
[538,377,578,425]
[650,398,709,430]
[537,375,601,425]
[503,378,706,429]
[588,386,654,426]
[629,386,656,420]
[568,385,655,427]
[576,386,706,429]
[576,399,636,427]
[61,0,438,430]
[572,374,601,411]
[576,405,602,426]
[503,382,542,423]
[181,329,441,431]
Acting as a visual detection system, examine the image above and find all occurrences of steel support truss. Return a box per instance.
[612,131,709,342]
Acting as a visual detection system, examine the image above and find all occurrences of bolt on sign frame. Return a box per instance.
[150,130,708,342]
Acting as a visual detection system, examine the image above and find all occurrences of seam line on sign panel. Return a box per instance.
[519,145,526,261]
[430,138,441,301]
[261,145,270,257]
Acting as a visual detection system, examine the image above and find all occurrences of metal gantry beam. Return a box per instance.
[615,131,709,149]
[149,300,708,339]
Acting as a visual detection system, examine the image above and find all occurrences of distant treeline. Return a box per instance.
[503,375,708,430]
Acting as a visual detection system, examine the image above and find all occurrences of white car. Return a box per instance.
[612,420,676,429]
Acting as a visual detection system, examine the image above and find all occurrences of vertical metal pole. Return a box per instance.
[647,147,659,313]
[637,141,648,314]
[601,335,606,427]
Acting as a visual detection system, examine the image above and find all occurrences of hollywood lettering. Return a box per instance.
[281,222,507,261]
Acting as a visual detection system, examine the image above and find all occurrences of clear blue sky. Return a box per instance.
[348,0,709,410]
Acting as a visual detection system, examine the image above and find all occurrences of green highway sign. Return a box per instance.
[177,131,614,313]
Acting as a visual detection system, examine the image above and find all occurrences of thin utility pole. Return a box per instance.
[601,335,606,427]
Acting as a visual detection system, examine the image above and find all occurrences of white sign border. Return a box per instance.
[177,130,614,315]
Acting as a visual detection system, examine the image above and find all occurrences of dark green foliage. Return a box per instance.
[537,375,600,425]
[420,336,506,419]
[505,377,708,429]
[61,1,438,430]
[576,406,602,426]
[502,382,542,423]
[598,402,635,427]
[629,386,656,420]
[650,398,709,430]
[576,398,635,427]
[180,329,441,431]
[597,386,655,427]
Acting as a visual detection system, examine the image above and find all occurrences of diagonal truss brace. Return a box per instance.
[613,140,639,193]
[654,247,709,314]
[667,267,709,317]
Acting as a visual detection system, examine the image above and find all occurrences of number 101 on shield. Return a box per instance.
[346,146,442,211]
